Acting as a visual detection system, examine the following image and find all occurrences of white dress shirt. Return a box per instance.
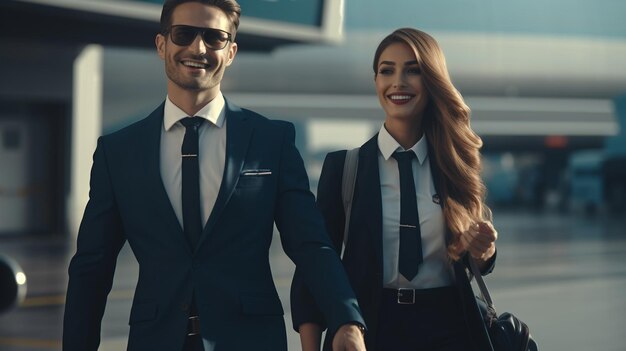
[377,124,454,289]
[160,93,227,230]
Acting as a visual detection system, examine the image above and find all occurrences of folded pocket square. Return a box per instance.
[241,169,272,176]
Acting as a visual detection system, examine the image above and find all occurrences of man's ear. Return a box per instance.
[156,34,166,59]
[226,42,238,67]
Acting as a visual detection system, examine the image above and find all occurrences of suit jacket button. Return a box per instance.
[182,303,189,311]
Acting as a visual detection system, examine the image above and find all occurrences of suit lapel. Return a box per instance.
[356,134,384,278]
[141,103,186,242]
[196,99,253,251]
[356,138,446,281]
[428,142,444,204]
[427,142,452,244]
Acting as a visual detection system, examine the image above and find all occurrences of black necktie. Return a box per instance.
[180,117,204,250]
[392,150,423,281]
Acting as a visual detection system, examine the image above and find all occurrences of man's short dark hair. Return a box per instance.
[160,0,241,38]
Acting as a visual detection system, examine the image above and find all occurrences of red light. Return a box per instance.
[544,135,568,148]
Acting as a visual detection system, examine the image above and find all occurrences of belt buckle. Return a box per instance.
[397,288,415,304]
[187,315,200,336]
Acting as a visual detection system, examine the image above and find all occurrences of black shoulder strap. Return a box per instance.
[340,148,359,255]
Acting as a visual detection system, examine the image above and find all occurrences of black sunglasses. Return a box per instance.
[167,25,232,50]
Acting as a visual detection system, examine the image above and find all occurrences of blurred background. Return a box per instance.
[0,0,625,350]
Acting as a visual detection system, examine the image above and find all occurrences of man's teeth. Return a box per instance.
[390,95,412,101]
[183,61,207,68]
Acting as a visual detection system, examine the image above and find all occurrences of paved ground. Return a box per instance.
[1,208,625,350]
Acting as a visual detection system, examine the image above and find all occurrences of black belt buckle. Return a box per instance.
[187,315,200,336]
[397,288,415,304]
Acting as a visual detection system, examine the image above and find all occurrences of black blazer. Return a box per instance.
[63,99,364,351]
[291,134,495,351]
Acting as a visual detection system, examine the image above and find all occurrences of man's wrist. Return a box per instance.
[348,322,366,336]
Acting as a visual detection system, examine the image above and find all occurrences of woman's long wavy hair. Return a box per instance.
[373,28,491,260]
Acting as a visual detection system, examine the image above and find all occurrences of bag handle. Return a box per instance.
[340,147,359,256]
[469,257,496,311]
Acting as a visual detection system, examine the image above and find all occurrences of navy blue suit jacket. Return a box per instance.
[63,100,363,350]
[291,134,495,351]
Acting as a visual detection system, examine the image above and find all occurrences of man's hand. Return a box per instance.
[331,323,366,351]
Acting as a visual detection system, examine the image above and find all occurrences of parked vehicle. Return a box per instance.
[568,150,604,214]
[0,255,26,314]
[566,149,626,214]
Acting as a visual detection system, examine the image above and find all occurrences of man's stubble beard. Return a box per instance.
[165,57,223,92]
[166,68,220,92]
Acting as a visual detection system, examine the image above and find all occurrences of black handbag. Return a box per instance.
[469,259,538,351]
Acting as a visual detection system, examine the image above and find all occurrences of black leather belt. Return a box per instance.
[396,288,415,304]
[383,286,456,305]
[187,316,200,336]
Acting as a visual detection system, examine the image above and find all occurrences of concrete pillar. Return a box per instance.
[68,45,103,238]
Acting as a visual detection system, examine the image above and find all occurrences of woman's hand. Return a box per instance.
[461,220,497,262]
[300,323,323,351]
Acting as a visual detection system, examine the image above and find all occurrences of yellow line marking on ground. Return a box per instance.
[0,337,61,349]
[20,289,135,307]
[21,295,65,307]
[2,291,135,349]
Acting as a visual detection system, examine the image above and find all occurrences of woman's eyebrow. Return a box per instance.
[379,61,396,66]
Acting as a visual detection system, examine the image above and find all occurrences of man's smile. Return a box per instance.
[181,59,210,69]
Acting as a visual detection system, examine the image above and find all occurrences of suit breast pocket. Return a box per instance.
[236,170,273,189]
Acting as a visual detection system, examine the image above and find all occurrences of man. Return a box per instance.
[62,1,366,350]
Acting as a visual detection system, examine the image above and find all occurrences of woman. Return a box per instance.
[290,28,498,351]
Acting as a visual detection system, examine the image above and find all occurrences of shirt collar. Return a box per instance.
[377,123,428,165]
[163,92,226,131]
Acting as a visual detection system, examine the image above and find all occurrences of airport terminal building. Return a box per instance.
[1,0,626,239]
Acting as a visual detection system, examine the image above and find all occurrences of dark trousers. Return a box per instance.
[183,335,205,351]
[375,286,471,351]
